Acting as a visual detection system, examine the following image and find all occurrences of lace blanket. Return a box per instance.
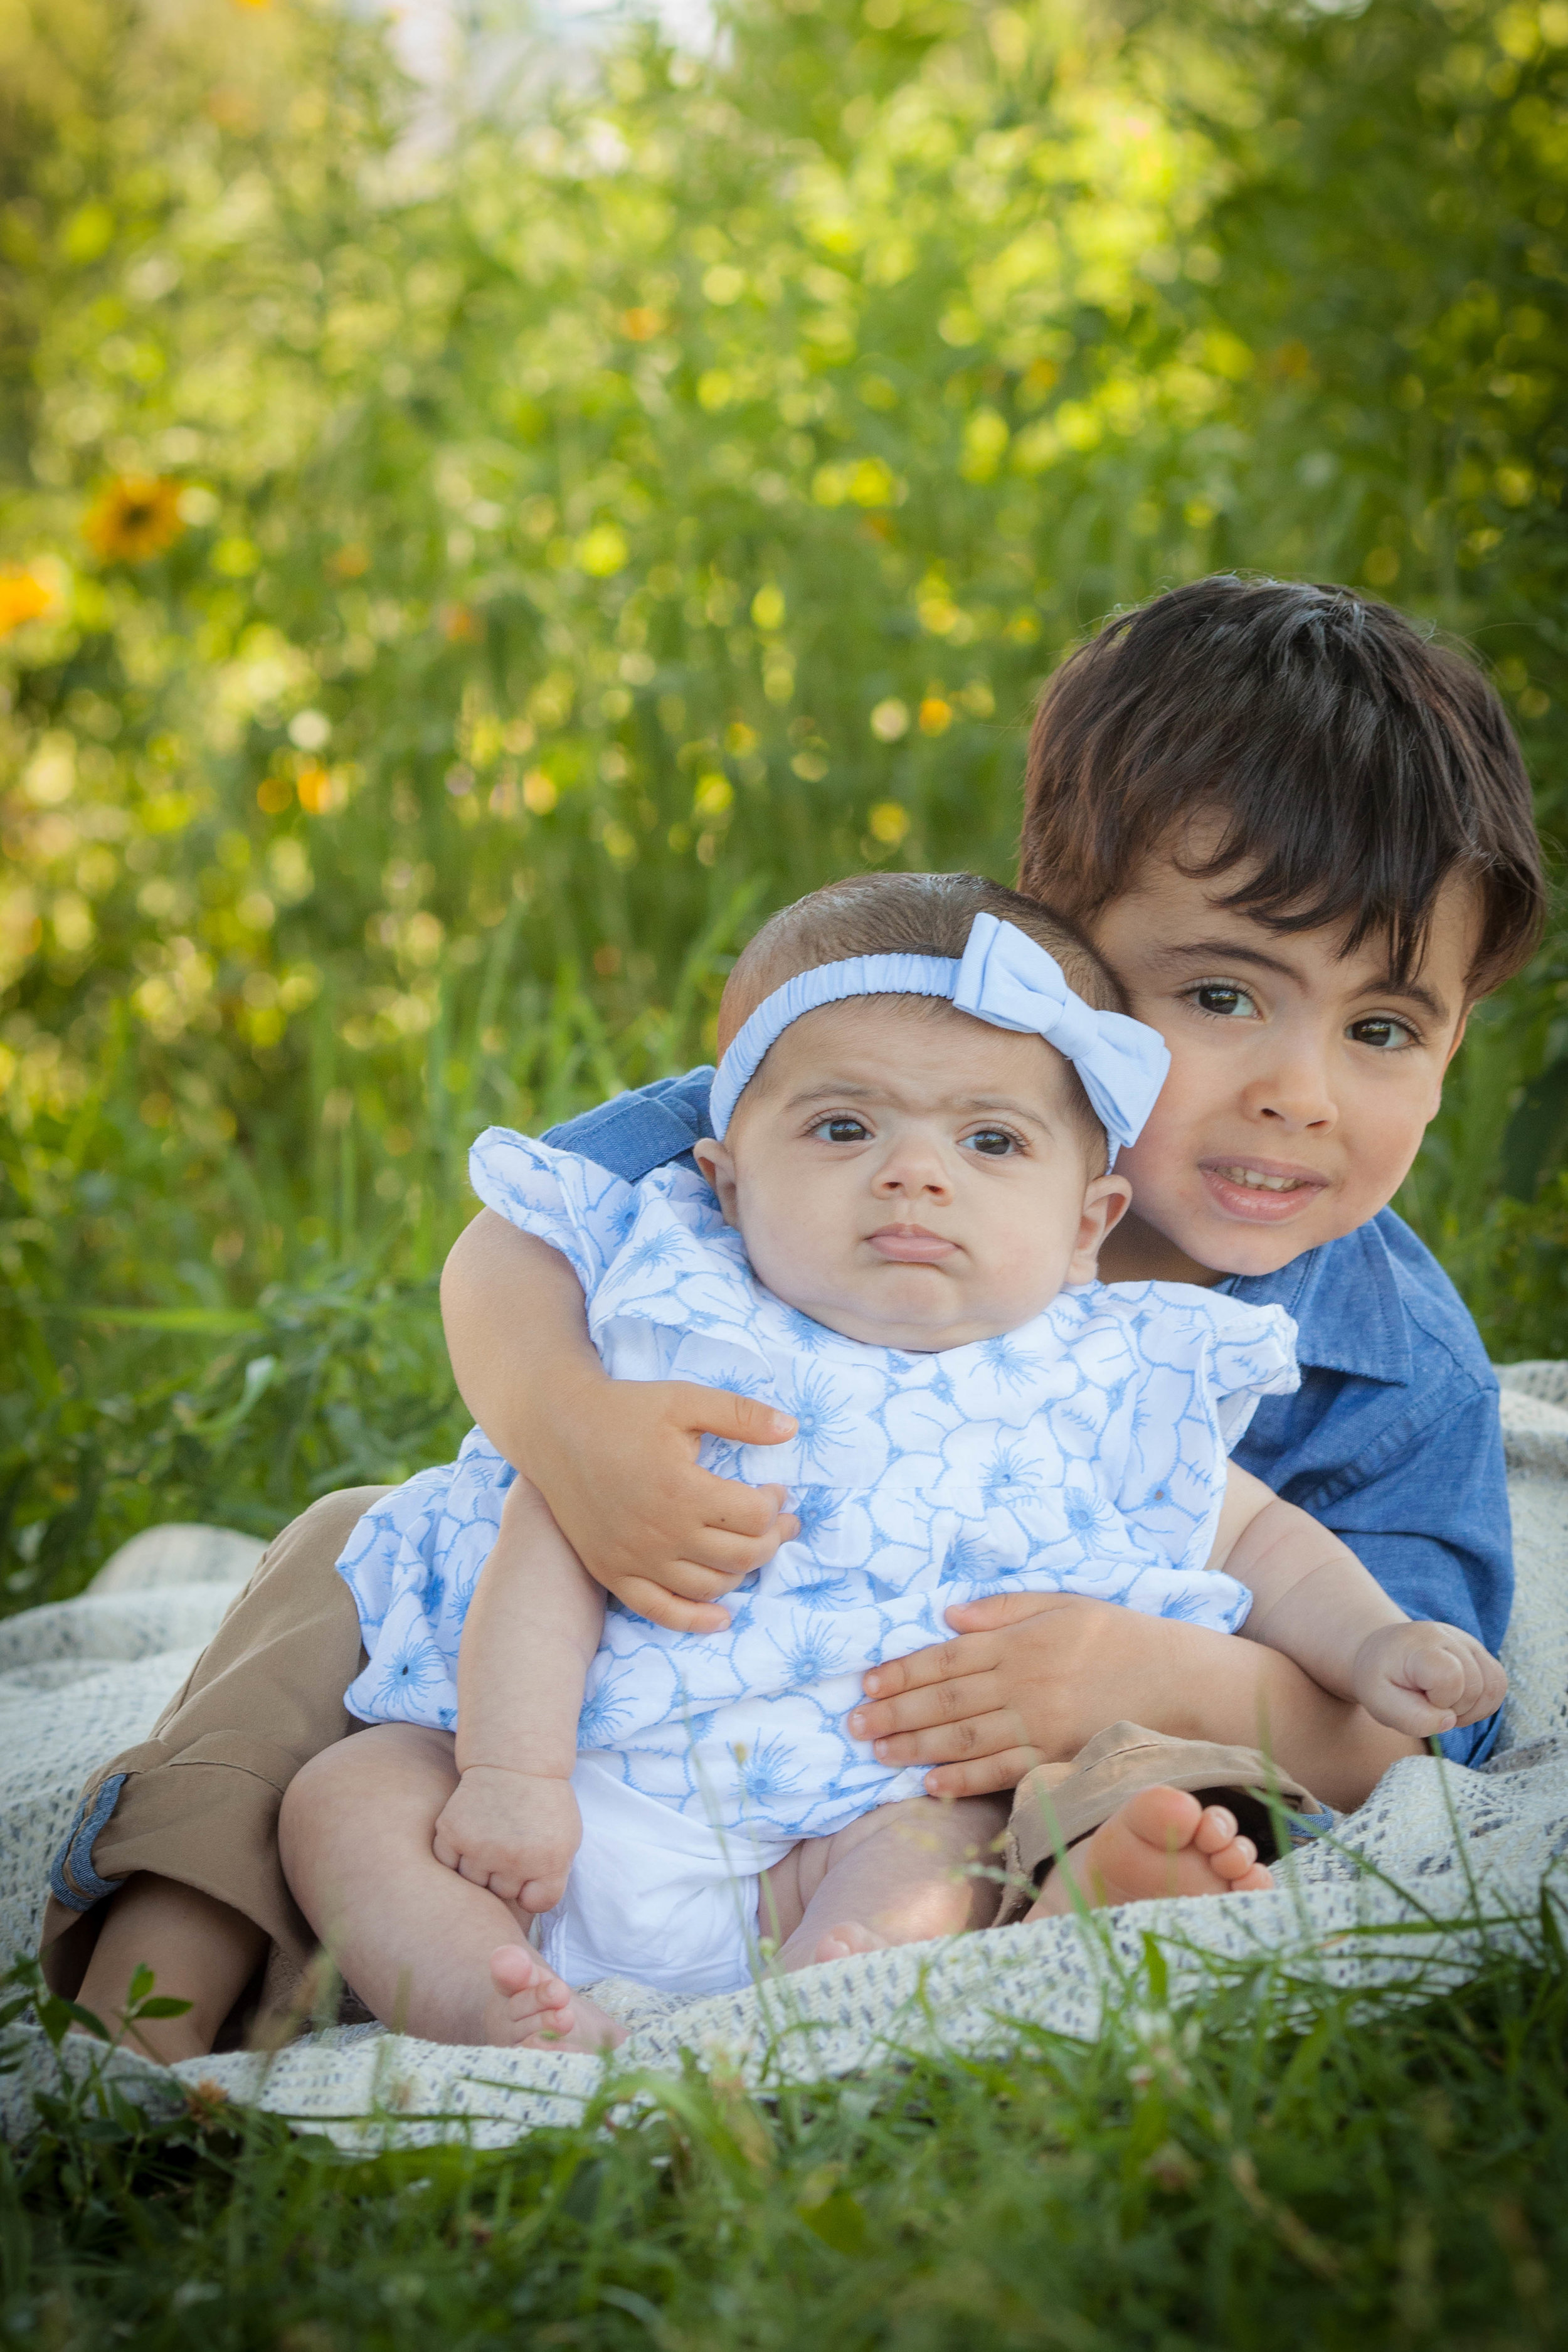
[1,1367,1564,2149]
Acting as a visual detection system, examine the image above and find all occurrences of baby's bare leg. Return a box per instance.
[278,1724,622,2049]
[761,1794,1008,1973]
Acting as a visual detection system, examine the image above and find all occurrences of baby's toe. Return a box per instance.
[1208,1835,1259,1883]
[1190,1804,1239,1857]
[489,1942,543,1998]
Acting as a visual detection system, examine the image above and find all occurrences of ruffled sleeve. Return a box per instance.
[1104,1284,1300,1582]
[467,1126,637,1303]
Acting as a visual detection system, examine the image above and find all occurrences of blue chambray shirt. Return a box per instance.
[545,1068,1511,1766]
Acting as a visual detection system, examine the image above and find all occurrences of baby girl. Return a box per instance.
[280,873,1503,2050]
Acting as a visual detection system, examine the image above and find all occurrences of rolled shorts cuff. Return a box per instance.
[50,1775,129,1912]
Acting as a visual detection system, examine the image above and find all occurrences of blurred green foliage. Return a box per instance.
[1,0,1565,1596]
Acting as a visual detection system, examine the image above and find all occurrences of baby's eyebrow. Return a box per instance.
[955,1094,1051,1126]
[783,1079,1051,1127]
[782,1081,882,1108]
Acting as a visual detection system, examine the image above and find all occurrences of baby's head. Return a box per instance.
[692,874,1160,1352]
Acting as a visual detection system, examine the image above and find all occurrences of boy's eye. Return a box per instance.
[813,1116,871,1143]
[1348,1014,1416,1051]
[961,1128,1019,1158]
[1189,982,1258,1020]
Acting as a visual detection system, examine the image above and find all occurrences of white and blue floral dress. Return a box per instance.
[336,1128,1298,1994]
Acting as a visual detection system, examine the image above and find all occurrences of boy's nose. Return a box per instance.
[1243,1053,1337,1131]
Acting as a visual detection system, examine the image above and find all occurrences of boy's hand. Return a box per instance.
[529,1376,799,1633]
[1348,1621,1507,1737]
[432,1764,582,1914]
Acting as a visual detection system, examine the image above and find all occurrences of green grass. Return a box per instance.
[2,1921,1565,2349]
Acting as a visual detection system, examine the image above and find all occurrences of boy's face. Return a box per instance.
[694,998,1130,1351]
[1088,830,1480,1283]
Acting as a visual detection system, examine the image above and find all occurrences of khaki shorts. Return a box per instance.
[40,1486,390,2015]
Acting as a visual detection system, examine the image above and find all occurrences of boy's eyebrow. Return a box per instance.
[1155,938,1451,1023]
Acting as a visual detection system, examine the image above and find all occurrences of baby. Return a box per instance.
[280,873,1504,2050]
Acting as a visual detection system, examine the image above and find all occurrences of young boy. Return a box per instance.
[45,576,1545,2061]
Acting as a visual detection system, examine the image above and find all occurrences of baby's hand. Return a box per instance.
[1350,1620,1508,1737]
[432,1764,581,1914]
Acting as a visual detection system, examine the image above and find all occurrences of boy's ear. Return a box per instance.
[1069,1170,1133,1285]
[692,1136,740,1226]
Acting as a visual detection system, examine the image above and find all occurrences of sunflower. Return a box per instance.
[0,569,51,639]
[83,476,186,564]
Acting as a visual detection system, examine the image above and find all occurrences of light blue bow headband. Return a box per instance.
[707,911,1171,1154]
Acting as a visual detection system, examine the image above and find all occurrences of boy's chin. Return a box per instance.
[1184,1208,1339,1280]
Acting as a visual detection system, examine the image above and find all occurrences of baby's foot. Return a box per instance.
[794,1921,889,1971]
[485,1944,627,2052]
[1025,1786,1273,1920]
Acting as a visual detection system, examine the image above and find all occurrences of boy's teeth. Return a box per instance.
[1220,1165,1303,1191]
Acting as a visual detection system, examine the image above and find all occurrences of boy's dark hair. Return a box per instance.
[1019,576,1547,996]
[720,872,1121,1162]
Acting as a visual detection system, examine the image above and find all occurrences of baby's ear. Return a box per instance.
[692,1136,740,1225]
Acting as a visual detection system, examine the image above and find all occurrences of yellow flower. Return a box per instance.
[83,477,186,564]
[0,569,51,639]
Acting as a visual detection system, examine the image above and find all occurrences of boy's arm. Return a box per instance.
[850,1593,1421,1812]
[1234,1375,1513,1766]
[1214,1466,1506,1737]
[432,1478,603,1913]
[440,1210,798,1633]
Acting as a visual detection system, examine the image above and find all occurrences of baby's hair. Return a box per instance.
[1020,574,1545,998]
[718,871,1124,1165]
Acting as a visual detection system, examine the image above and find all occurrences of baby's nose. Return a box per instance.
[875,1150,950,1195]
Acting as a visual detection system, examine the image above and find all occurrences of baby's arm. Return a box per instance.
[441,1209,798,1632]
[431,1476,604,1914]
[1212,1466,1507,1737]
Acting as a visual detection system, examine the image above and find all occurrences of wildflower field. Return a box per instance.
[2,0,1568,2338]
[4,0,1568,1599]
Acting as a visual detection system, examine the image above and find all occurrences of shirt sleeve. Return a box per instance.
[1113,1292,1300,1581]
[467,1126,636,1301]
[1301,1384,1511,1766]
[542,1068,713,1180]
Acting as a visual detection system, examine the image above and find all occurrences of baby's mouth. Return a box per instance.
[867,1225,958,1263]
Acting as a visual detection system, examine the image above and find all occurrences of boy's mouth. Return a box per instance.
[1199,1158,1330,1223]
[867,1224,958,1263]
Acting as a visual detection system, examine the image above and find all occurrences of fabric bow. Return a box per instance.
[952,913,1170,1155]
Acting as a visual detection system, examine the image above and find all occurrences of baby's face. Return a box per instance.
[694,998,1131,1352]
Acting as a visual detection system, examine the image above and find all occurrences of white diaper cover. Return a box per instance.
[536,1753,797,1998]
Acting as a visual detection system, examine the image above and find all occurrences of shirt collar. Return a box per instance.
[1221,1215,1412,1387]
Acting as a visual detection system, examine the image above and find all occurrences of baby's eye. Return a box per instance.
[812,1115,871,1144]
[961,1128,1020,1158]
[1188,981,1259,1020]
[1348,1014,1417,1051]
